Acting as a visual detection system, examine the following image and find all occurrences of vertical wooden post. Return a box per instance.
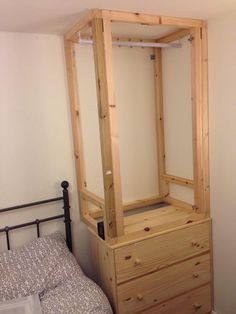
[190,27,205,212]
[92,17,124,238]
[201,22,210,214]
[64,40,88,218]
[154,48,169,199]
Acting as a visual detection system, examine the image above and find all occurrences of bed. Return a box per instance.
[0,181,113,314]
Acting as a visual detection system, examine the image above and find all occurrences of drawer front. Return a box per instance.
[140,284,212,314]
[115,221,210,283]
[117,254,211,314]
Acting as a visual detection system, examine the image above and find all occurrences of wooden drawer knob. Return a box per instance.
[134,258,141,266]
[193,303,202,310]
[136,294,143,301]
[193,273,199,278]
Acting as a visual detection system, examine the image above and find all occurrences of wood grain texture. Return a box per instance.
[201,22,210,215]
[154,48,169,198]
[115,221,210,284]
[160,16,203,27]
[64,40,88,218]
[92,17,124,238]
[165,196,193,210]
[117,254,210,314]
[122,205,206,242]
[88,196,163,219]
[157,28,190,43]
[139,284,211,314]
[90,233,117,310]
[191,27,205,213]
[99,9,161,25]
[93,9,203,28]
[163,174,194,187]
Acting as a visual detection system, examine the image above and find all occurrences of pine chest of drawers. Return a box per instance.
[90,219,212,314]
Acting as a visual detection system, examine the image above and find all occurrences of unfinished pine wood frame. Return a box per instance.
[64,9,209,242]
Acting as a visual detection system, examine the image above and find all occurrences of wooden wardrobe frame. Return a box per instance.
[64,9,209,244]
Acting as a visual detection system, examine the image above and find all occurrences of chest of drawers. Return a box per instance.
[90,219,212,314]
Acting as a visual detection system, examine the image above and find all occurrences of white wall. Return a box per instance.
[75,45,159,202]
[162,37,193,180]
[208,11,236,314]
[0,32,93,277]
[162,36,194,204]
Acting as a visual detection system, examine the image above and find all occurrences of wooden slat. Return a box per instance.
[65,10,95,41]
[123,196,163,211]
[191,27,204,212]
[64,40,88,217]
[89,196,163,219]
[82,214,97,231]
[157,28,190,43]
[160,16,203,28]
[94,9,203,28]
[163,174,194,187]
[92,17,124,238]
[81,190,104,209]
[165,196,193,211]
[154,48,169,198]
[65,9,203,39]
[201,22,210,214]
[99,9,161,25]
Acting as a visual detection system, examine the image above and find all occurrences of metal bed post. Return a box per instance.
[61,181,72,252]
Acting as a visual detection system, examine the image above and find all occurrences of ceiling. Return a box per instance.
[0,0,235,35]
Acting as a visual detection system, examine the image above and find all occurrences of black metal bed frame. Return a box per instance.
[0,181,72,252]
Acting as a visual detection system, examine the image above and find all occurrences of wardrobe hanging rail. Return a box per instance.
[78,38,182,48]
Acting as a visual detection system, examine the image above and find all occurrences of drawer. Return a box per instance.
[117,254,211,314]
[115,221,210,283]
[139,284,212,314]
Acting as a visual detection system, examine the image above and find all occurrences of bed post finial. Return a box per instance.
[61,181,72,252]
[61,180,69,189]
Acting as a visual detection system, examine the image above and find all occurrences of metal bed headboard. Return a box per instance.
[0,181,72,252]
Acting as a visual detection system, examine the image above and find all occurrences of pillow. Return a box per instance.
[0,232,83,302]
[0,294,42,314]
[40,273,113,314]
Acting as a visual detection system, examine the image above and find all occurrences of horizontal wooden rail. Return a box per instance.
[165,196,193,211]
[124,196,163,211]
[65,9,204,42]
[157,29,190,43]
[81,190,104,209]
[163,174,194,187]
[101,9,161,25]
[83,192,164,219]
[82,214,97,231]
[160,16,203,27]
